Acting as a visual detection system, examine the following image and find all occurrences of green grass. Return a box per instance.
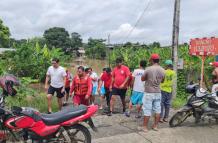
[5,93,59,113]
[172,97,187,109]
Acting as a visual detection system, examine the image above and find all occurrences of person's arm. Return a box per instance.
[85,77,93,100]
[110,72,115,91]
[70,77,75,96]
[119,76,130,89]
[120,67,131,88]
[45,68,50,91]
[98,79,103,93]
[130,77,135,89]
[62,76,66,93]
[141,70,147,81]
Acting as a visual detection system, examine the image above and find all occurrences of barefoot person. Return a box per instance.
[70,66,92,106]
[125,60,147,118]
[160,60,175,122]
[45,58,66,113]
[141,54,165,131]
[108,57,131,116]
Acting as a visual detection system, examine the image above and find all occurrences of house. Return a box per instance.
[77,47,85,57]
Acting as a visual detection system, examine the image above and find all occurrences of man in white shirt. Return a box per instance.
[125,60,147,118]
[45,58,66,113]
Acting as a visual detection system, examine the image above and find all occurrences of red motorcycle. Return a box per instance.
[0,75,98,143]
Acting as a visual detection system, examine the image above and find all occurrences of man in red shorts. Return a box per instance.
[70,66,92,106]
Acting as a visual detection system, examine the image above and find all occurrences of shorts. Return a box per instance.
[48,86,65,98]
[111,87,127,100]
[65,87,70,95]
[142,92,161,116]
[73,95,89,106]
[130,91,144,105]
[100,86,106,96]
[92,86,98,96]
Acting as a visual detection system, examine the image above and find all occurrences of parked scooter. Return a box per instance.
[169,83,218,127]
[0,75,98,143]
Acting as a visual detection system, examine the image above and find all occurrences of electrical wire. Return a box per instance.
[122,0,153,43]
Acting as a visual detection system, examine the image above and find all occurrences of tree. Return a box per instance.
[70,32,82,50]
[0,19,10,47]
[85,38,106,59]
[43,27,71,52]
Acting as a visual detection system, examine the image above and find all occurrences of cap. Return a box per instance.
[150,53,160,60]
[165,60,173,65]
[210,62,218,67]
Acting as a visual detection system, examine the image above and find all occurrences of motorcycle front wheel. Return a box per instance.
[64,124,91,143]
[169,111,192,127]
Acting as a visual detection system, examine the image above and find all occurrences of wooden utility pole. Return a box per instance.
[108,34,111,67]
[172,0,180,98]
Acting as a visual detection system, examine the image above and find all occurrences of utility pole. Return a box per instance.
[172,0,180,98]
[108,34,111,67]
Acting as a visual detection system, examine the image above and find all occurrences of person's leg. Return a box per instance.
[152,93,161,130]
[63,87,70,106]
[73,95,81,106]
[142,93,152,131]
[56,87,64,111]
[109,88,118,115]
[135,92,143,118]
[91,86,97,104]
[109,95,116,114]
[57,98,63,110]
[164,92,172,121]
[47,94,53,113]
[47,86,54,113]
[105,88,110,107]
[100,95,105,109]
[120,89,127,113]
[125,100,132,117]
[160,91,166,122]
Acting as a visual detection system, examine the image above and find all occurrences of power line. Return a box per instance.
[122,0,153,43]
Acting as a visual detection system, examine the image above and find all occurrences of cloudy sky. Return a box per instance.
[0,0,218,45]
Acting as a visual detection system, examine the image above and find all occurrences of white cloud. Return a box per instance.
[0,0,217,46]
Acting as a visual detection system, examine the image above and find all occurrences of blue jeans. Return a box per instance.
[160,91,172,119]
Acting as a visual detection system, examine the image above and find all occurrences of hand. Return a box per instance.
[85,95,89,100]
[109,86,112,91]
[119,84,125,89]
[45,84,49,92]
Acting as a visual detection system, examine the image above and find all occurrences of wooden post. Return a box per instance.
[200,56,205,88]
[172,0,181,98]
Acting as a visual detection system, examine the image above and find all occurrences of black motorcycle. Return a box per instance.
[169,83,218,127]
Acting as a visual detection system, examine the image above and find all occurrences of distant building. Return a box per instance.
[77,47,85,57]
[0,48,15,54]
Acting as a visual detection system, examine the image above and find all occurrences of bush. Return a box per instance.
[1,41,69,81]
[5,78,58,112]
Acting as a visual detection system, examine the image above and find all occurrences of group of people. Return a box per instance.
[44,54,176,132]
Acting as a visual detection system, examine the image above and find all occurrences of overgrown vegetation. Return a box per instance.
[1,41,69,81]
[109,44,215,108]
[5,78,58,112]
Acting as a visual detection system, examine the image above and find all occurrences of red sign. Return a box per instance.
[189,37,218,56]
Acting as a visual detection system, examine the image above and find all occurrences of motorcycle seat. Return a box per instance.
[41,105,87,125]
